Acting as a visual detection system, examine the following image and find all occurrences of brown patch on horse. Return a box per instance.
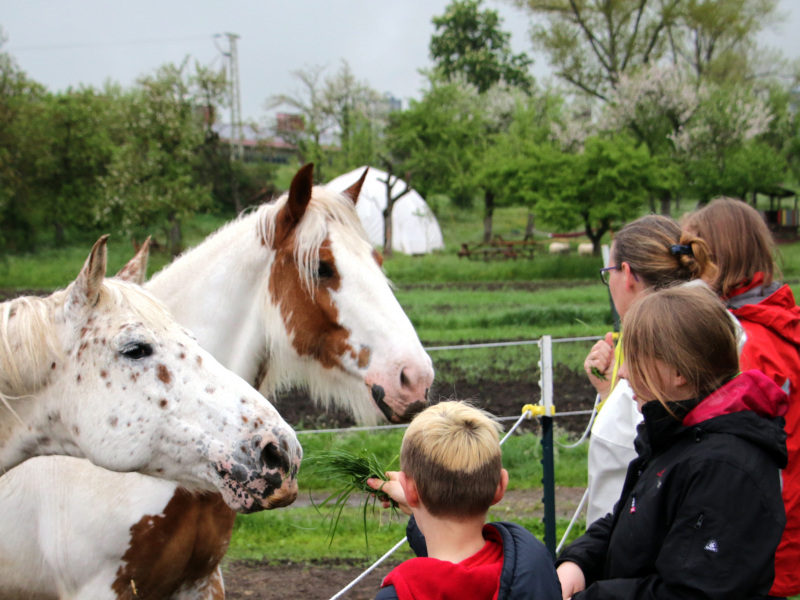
[268,237,352,370]
[156,364,172,385]
[357,347,371,369]
[373,249,384,267]
[112,491,236,599]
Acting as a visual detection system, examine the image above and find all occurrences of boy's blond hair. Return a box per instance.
[401,401,503,519]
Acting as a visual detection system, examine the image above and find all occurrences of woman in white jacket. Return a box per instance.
[583,215,723,523]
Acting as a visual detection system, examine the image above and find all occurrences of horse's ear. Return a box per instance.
[342,167,369,206]
[273,163,314,246]
[67,235,109,315]
[116,236,150,285]
[287,163,314,224]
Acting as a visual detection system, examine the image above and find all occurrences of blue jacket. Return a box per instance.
[375,515,561,600]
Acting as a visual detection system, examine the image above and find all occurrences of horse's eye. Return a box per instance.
[120,342,154,360]
[317,261,335,279]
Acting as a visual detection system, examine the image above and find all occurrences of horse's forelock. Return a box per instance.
[260,186,374,295]
[100,280,179,332]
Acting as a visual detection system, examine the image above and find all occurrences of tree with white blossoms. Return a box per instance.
[96,61,213,256]
[600,63,701,212]
[670,84,783,203]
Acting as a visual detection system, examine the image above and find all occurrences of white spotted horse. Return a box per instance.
[0,164,434,599]
[0,235,300,514]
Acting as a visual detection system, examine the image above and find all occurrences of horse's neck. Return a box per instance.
[0,391,82,470]
[147,214,272,385]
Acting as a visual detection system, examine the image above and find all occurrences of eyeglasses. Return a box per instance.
[599,266,619,286]
[599,265,639,286]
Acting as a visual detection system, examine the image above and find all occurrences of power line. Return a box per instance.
[7,35,215,53]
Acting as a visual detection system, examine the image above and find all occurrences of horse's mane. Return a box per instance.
[256,185,374,293]
[0,293,62,401]
[0,280,175,402]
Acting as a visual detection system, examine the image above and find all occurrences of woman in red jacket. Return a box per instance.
[683,197,800,599]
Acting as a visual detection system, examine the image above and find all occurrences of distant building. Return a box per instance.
[214,122,297,164]
[383,93,402,112]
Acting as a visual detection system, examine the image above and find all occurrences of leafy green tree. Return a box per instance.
[512,0,780,99]
[0,47,48,251]
[322,60,387,173]
[36,86,121,246]
[387,78,488,209]
[536,134,652,253]
[474,90,564,239]
[431,0,534,92]
[96,62,212,256]
[191,63,240,211]
[671,0,780,83]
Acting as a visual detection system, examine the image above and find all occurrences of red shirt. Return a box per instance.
[381,525,504,600]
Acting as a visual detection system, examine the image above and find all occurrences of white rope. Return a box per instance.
[326,410,532,600]
[297,410,595,436]
[425,335,601,352]
[500,410,531,445]
[556,488,589,554]
[555,393,600,449]
[297,423,409,435]
[328,536,410,600]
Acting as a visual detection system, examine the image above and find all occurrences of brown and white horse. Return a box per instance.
[0,235,300,513]
[0,164,434,599]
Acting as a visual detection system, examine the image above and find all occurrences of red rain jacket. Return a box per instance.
[728,275,800,597]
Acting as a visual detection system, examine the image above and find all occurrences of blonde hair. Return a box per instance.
[623,285,739,417]
[681,197,778,298]
[401,401,503,518]
[614,215,716,288]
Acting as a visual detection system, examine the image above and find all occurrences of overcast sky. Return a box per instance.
[3,0,800,126]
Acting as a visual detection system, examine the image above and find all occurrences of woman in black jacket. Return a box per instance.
[556,285,788,600]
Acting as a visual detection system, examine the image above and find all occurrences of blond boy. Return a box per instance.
[368,401,560,600]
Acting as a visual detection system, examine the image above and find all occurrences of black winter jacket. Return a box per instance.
[557,371,788,600]
[375,515,561,600]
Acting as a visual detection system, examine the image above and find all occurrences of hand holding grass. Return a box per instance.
[583,333,615,397]
[368,471,411,515]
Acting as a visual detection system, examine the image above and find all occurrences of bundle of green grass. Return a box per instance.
[305,449,398,551]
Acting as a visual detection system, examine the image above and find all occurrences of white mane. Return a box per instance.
[1,294,62,401]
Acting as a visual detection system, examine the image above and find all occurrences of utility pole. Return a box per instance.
[216,32,244,162]
[215,32,244,212]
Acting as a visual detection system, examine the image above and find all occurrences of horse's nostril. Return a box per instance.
[400,368,410,388]
[261,442,285,471]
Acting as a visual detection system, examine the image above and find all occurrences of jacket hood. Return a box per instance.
[728,279,800,347]
[683,370,788,467]
[381,525,503,600]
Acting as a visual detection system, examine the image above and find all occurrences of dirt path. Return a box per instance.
[222,487,585,599]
